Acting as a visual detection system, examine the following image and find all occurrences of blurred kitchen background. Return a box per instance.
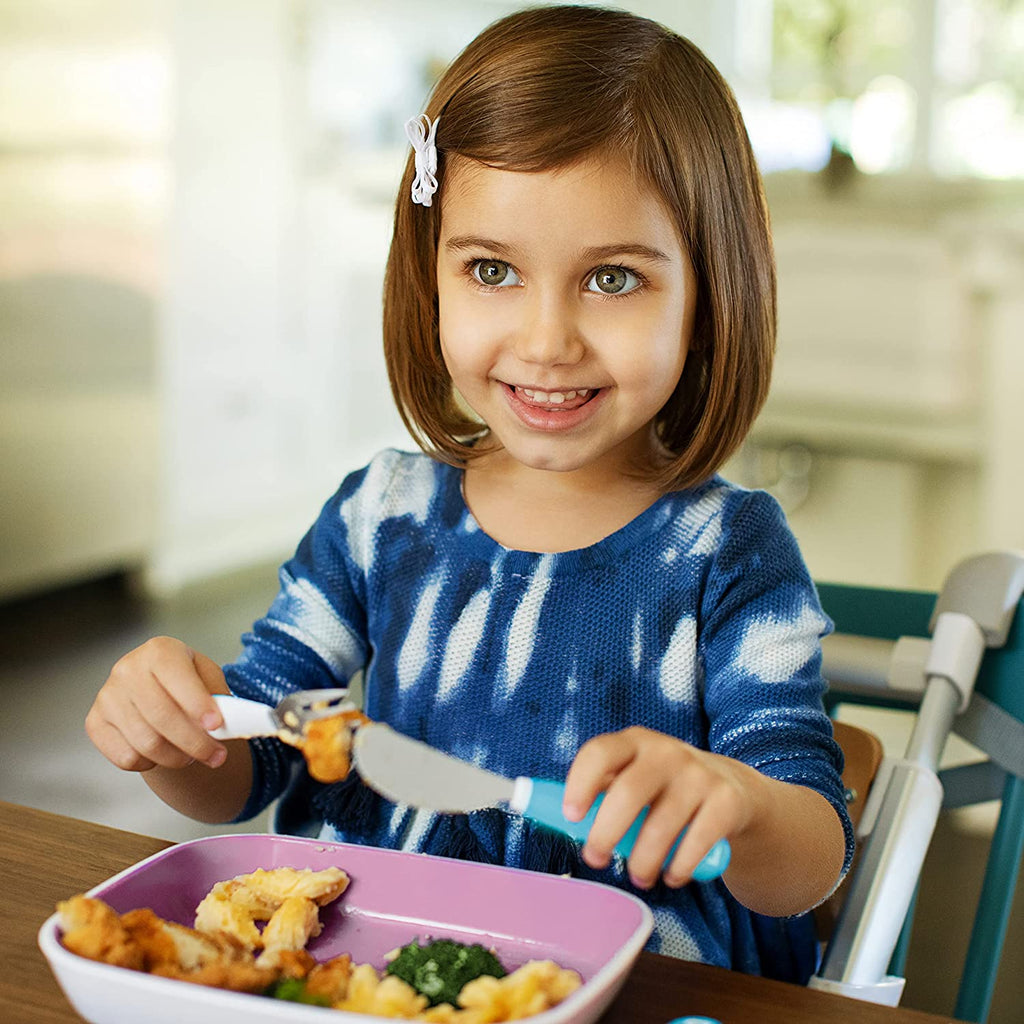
[1,1,1022,1019]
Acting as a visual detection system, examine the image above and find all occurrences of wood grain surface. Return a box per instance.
[0,800,954,1024]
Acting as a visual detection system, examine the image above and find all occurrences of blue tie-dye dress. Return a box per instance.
[226,448,853,981]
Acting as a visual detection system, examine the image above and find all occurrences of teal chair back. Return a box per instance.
[816,581,1024,1023]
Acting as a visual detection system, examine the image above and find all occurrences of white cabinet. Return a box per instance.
[733,187,1024,591]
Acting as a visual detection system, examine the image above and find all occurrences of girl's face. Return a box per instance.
[436,153,696,484]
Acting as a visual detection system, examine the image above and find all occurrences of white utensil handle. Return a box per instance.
[209,695,278,739]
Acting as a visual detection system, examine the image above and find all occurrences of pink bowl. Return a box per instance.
[39,833,653,1024]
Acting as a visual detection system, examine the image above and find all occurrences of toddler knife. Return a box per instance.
[351,723,731,882]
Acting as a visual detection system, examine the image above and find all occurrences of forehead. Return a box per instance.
[439,154,683,253]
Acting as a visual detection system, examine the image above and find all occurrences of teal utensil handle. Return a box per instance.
[521,778,731,882]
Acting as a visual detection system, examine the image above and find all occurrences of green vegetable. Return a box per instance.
[384,938,507,1007]
[265,976,331,1006]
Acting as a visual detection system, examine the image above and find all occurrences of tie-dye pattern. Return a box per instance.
[225,448,853,982]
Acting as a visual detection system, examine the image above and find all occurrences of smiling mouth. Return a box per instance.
[507,384,599,410]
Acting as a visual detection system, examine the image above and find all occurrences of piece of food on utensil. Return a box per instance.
[270,695,370,783]
[209,691,370,783]
[295,709,370,782]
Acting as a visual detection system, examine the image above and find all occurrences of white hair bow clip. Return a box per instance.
[405,114,440,207]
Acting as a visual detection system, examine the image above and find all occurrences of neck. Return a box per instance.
[462,452,665,553]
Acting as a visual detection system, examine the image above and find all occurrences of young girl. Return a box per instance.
[87,5,852,982]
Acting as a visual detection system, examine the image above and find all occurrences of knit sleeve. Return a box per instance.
[698,489,854,880]
[223,470,373,822]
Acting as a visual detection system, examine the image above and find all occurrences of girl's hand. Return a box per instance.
[86,636,230,773]
[562,726,765,890]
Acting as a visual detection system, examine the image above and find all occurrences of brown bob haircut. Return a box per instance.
[383,4,775,492]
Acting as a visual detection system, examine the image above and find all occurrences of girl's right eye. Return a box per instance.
[471,260,521,287]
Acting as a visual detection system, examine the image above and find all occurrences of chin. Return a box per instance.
[501,441,601,475]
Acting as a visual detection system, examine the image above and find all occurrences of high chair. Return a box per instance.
[806,552,1024,1023]
[812,720,885,941]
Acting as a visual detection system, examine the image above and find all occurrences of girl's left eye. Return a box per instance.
[586,266,641,295]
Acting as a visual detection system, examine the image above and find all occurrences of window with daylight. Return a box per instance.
[742,0,1024,178]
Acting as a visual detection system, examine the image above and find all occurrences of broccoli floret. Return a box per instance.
[264,976,331,1006]
[384,938,507,1006]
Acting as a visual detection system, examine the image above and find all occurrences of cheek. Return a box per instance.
[653,301,692,376]
[438,287,510,376]
[611,307,690,385]
[436,279,468,362]
[438,306,486,386]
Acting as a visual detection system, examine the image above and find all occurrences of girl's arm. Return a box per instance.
[717,764,847,916]
[86,636,253,824]
[88,474,373,826]
[141,743,253,824]
[563,726,847,916]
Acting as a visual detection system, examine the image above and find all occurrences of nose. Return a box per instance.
[513,289,585,367]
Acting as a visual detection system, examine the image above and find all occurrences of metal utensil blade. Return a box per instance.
[352,724,515,812]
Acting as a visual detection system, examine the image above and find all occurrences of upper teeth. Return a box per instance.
[520,388,590,404]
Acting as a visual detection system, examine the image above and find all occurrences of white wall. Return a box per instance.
[150,0,350,592]
[4,0,1023,598]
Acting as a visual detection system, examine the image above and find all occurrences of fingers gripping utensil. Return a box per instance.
[352,723,731,883]
[209,689,356,741]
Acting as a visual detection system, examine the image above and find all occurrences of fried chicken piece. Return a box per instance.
[194,866,349,952]
[305,952,353,1002]
[237,866,350,907]
[274,948,318,979]
[457,960,583,1021]
[160,918,251,970]
[58,884,367,1007]
[256,896,321,966]
[58,896,252,978]
[57,895,145,971]
[335,964,428,1017]
[57,894,119,933]
[151,958,276,993]
[121,906,251,970]
[194,885,265,950]
[299,710,369,782]
[118,908,182,969]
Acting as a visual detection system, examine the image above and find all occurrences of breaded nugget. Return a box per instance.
[57,896,145,971]
[301,715,351,782]
[160,918,250,970]
[257,896,321,966]
[119,908,181,969]
[201,878,278,917]
[289,709,370,783]
[151,959,276,993]
[240,866,350,906]
[194,865,349,952]
[457,960,583,1020]
[57,894,118,933]
[194,889,264,950]
[336,964,428,1018]
[305,952,352,1002]
[274,948,318,979]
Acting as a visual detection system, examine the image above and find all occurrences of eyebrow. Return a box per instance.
[443,235,674,265]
